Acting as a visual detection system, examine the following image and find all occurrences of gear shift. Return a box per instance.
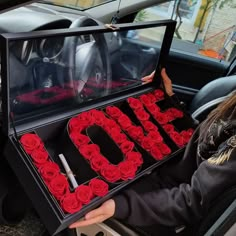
[33,62,55,90]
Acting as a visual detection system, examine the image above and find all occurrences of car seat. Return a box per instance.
[189,75,236,121]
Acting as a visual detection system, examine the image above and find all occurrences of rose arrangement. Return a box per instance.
[138,89,194,147]
[16,86,74,105]
[19,89,194,214]
[163,124,194,147]
[68,109,143,183]
[20,133,109,214]
[105,105,170,160]
[16,81,93,105]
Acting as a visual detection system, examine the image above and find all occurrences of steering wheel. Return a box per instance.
[62,16,112,100]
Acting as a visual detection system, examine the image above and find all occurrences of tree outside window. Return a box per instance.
[135,0,236,62]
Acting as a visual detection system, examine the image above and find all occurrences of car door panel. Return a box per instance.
[166,50,230,105]
[111,38,158,80]
[167,50,229,89]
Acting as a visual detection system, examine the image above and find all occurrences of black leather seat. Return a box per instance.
[189,75,236,121]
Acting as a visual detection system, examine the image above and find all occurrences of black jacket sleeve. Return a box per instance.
[113,135,236,227]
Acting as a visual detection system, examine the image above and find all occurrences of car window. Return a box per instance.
[134,0,236,62]
[42,0,116,10]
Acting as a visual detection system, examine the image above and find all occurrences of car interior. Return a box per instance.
[0,1,236,236]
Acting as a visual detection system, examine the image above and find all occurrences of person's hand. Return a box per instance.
[161,68,174,96]
[69,199,115,228]
[141,71,155,84]
[141,68,174,96]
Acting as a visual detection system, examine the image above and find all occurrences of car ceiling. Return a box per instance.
[0,0,171,33]
[0,3,90,33]
[86,0,170,23]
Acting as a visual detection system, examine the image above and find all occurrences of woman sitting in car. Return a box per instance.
[70,68,236,235]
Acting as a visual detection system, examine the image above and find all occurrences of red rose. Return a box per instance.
[39,161,60,183]
[48,175,69,200]
[20,133,43,155]
[89,109,105,119]
[170,131,184,147]
[141,121,158,132]
[17,92,40,104]
[70,132,90,148]
[153,89,164,101]
[180,130,189,144]
[89,178,109,197]
[108,127,121,135]
[169,108,184,119]
[105,106,122,119]
[180,128,194,143]
[126,126,144,141]
[74,120,90,133]
[135,109,150,121]
[120,141,135,154]
[90,110,106,126]
[110,130,127,144]
[188,128,194,135]
[30,148,48,167]
[185,128,194,138]
[103,119,119,131]
[95,117,106,126]
[90,154,109,171]
[145,104,160,114]
[126,152,143,167]
[150,146,163,160]
[52,88,73,102]
[158,143,171,155]
[69,117,85,133]
[163,124,175,133]
[127,97,143,110]
[75,185,93,204]
[147,131,163,143]
[141,137,155,151]
[60,193,82,214]
[100,164,121,182]
[118,115,132,130]
[118,161,137,180]
[79,144,100,160]
[164,109,175,121]
[77,112,94,125]
[139,94,153,106]
[154,113,169,125]
[146,93,157,103]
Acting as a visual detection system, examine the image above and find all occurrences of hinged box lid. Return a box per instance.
[0,20,176,136]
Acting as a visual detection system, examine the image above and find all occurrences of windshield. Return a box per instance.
[42,0,116,10]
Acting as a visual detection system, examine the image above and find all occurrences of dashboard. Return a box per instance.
[0,3,122,64]
[0,3,77,64]
[0,3,123,113]
[0,4,74,33]
[0,2,87,115]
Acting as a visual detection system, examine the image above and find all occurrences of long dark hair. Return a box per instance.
[200,91,236,138]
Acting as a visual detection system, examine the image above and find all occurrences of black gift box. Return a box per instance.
[0,20,197,235]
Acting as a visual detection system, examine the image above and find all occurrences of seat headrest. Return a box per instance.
[190,75,236,114]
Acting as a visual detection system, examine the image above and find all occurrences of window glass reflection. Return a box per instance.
[8,26,166,122]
